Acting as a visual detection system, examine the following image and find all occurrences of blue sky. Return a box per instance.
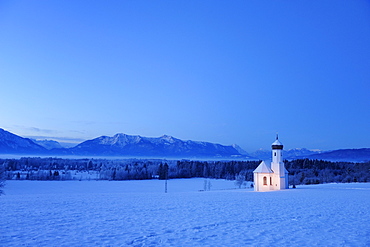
[0,0,369,152]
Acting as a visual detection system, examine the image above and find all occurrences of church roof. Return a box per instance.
[272,139,283,146]
[253,161,274,173]
[272,135,284,150]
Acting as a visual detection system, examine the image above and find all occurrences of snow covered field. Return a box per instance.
[1,179,369,246]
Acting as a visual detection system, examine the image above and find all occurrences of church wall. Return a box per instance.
[254,172,287,191]
[276,175,288,190]
[254,173,274,192]
[272,173,280,189]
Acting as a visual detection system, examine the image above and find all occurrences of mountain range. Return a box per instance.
[65,134,241,158]
[0,128,369,161]
[0,129,242,158]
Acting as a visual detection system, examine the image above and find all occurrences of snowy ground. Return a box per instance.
[1,179,369,247]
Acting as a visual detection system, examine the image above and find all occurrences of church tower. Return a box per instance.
[253,135,289,191]
[270,135,289,190]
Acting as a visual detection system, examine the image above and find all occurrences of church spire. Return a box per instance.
[272,134,283,150]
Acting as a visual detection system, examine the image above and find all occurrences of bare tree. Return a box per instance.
[235,171,246,189]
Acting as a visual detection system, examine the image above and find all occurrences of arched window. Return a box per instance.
[274,152,276,156]
[270,177,272,185]
[263,176,267,185]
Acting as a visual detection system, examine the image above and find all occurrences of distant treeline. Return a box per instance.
[1,157,369,185]
[285,159,370,185]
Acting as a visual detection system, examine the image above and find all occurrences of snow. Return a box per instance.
[1,180,369,246]
[272,139,283,146]
[253,160,273,173]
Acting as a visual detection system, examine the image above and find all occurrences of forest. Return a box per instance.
[1,157,369,185]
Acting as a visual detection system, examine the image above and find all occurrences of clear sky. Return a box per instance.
[0,0,369,152]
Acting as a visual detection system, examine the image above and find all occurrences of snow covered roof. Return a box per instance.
[253,161,273,173]
[272,136,284,150]
[272,139,283,146]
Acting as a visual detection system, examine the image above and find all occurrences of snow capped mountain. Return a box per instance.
[31,139,63,150]
[159,135,176,143]
[70,134,241,158]
[0,128,47,154]
[0,130,241,158]
[94,133,142,147]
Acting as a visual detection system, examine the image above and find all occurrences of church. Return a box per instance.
[253,136,289,191]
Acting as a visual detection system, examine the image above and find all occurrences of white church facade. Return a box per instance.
[253,136,289,191]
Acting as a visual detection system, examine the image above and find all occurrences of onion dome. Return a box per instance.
[272,134,283,150]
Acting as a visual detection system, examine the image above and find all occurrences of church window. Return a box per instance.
[270,177,272,185]
[274,152,276,156]
[263,176,267,185]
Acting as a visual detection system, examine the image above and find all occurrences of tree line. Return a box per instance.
[1,157,369,185]
[285,159,370,185]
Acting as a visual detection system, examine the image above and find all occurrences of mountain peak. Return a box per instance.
[159,135,177,143]
[95,133,142,146]
[160,134,172,138]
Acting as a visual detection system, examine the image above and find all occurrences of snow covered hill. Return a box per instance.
[1,179,369,246]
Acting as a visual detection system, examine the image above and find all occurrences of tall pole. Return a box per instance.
[164,163,169,193]
[165,179,167,193]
